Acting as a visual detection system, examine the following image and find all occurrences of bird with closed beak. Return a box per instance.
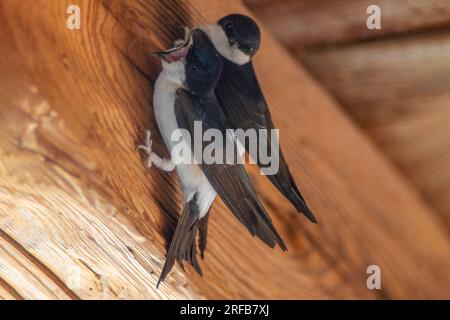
[197,14,317,223]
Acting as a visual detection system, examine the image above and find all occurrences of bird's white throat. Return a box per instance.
[198,24,251,65]
[161,60,186,86]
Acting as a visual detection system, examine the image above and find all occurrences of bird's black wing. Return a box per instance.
[174,88,286,251]
[215,59,317,222]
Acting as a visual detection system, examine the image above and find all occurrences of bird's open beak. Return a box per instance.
[152,27,192,63]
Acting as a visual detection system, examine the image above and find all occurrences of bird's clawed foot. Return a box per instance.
[136,130,175,172]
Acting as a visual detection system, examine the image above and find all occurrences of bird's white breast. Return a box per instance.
[153,61,216,216]
[153,61,185,153]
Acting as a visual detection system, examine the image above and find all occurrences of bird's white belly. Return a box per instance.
[153,70,216,217]
[153,74,183,155]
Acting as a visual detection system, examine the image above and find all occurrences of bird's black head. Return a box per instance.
[185,30,223,95]
[218,14,260,57]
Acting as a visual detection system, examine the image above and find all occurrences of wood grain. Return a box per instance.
[301,31,450,231]
[246,0,450,234]
[0,0,449,299]
[245,0,450,49]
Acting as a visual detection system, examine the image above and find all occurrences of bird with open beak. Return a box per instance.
[138,29,286,287]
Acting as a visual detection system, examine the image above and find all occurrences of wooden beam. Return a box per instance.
[245,0,450,49]
[0,0,449,299]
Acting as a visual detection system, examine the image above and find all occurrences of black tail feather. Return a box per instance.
[198,211,210,259]
[265,150,318,223]
[157,195,203,288]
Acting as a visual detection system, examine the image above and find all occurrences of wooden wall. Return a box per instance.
[0,0,449,299]
[246,0,450,231]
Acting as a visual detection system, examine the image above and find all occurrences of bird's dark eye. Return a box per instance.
[191,64,198,71]
[226,23,233,30]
